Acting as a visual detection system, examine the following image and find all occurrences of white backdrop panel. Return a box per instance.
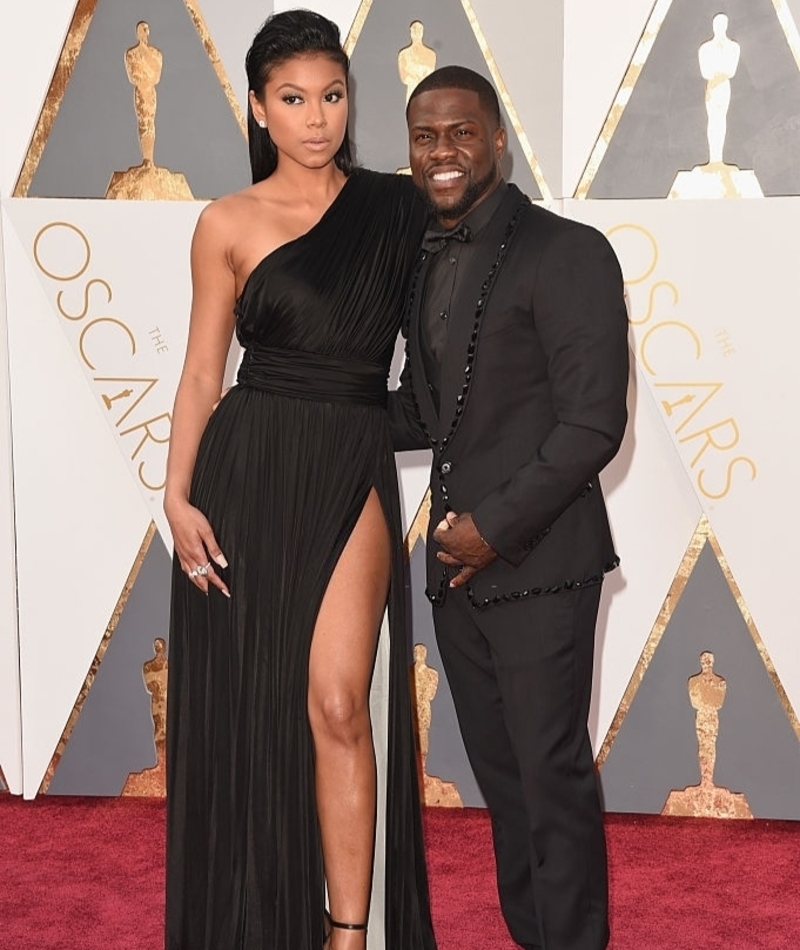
[0,0,76,197]
[567,197,800,722]
[0,210,22,794]
[563,0,654,197]
[6,199,206,545]
[197,0,278,117]
[3,206,153,797]
[593,360,702,747]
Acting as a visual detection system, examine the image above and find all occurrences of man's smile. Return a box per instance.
[430,169,465,182]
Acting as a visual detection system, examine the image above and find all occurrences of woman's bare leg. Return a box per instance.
[308,488,391,949]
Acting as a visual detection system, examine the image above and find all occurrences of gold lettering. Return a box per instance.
[640,321,702,376]
[33,221,91,282]
[137,459,167,493]
[120,411,171,457]
[680,417,740,467]
[654,381,724,434]
[148,326,168,353]
[715,328,736,357]
[79,317,137,370]
[697,456,757,499]
[94,376,158,428]
[120,412,171,492]
[56,277,113,321]
[630,279,679,327]
[606,220,757,492]
[606,223,659,285]
[102,388,134,408]
[660,393,695,416]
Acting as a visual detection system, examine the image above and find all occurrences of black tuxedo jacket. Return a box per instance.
[388,183,630,609]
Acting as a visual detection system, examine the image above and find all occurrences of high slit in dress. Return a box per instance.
[165,169,436,950]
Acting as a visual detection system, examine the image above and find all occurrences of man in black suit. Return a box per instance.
[388,66,629,950]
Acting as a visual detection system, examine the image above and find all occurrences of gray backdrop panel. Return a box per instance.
[29,0,250,199]
[349,0,543,198]
[587,0,800,198]
[47,532,172,795]
[599,542,800,818]
[408,541,485,807]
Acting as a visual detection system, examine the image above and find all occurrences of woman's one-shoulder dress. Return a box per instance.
[165,170,435,950]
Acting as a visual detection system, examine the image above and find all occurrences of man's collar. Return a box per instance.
[422,180,508,253]
[452,179,507,237]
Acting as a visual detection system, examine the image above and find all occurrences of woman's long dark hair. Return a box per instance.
[245,10,355,184]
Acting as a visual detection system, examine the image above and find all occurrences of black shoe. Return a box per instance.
[324,909,368,942]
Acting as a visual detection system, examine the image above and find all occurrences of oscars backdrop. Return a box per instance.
[0,0,798,819]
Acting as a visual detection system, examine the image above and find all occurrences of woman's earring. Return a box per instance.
[258,120,267,129]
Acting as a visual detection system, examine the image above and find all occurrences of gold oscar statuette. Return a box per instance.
[398,21,437,105]
[670,15,763,199]
[396,21,437,176]
[662,651,753,818]
[413,644,463,807]
[122,638,168,795]
[106,22,193,200]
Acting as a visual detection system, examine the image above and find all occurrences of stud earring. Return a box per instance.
[258,120,266,129]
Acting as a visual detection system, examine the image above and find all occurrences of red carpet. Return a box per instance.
[1,797,798,949]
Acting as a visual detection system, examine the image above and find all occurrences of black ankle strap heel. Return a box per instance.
[324,909,368,935]
[329,918,367,931]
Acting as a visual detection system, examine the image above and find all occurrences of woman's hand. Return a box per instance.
[166,497,230,597]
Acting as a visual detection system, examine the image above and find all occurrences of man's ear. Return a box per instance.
[494,125,507,162]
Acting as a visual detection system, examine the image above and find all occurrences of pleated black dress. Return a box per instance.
[165,170,436,950]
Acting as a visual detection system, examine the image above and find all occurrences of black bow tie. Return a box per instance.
[421,221,473,253]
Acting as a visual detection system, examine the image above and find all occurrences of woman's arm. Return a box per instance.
[164,202,238,595]
[387,355,429,451]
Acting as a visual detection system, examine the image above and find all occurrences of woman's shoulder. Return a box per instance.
[197,185,261,225]
[192,186,280,271]
[201,176,294,228]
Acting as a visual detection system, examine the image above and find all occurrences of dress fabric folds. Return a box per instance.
[165,170,435,950]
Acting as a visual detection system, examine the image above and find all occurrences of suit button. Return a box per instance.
[440,461,452,474]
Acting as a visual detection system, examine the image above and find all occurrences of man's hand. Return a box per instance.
[433,511,497,588]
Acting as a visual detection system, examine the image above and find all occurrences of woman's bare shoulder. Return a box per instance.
[196,186,259,233]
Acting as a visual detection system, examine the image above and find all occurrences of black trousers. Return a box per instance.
[433,583,609,950]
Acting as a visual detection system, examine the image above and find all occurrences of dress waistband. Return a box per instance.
[237,346,388,407]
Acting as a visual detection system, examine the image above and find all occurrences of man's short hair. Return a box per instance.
[407,65,502,127]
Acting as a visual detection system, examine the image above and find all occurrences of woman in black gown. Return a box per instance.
[163,11,436,950]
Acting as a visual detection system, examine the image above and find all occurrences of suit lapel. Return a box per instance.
[438,185,528,441]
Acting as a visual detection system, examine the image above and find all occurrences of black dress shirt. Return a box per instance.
[420,181,508,411]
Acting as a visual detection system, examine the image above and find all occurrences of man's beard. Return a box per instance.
[423,166,497,222]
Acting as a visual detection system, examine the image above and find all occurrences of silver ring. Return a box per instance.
[195,562,211,577]
[187,568,199,578]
